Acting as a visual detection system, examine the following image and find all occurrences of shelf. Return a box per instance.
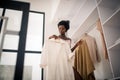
[97,0,120,78]
[103,9,120,28]
[108,50,120,78]
[108,40,120,77]
[98,0,120,24]
[102,10,120,48]
[103,7,120,25]
[108,41,120,50]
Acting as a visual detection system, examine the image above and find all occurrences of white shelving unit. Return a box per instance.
[98,0,120,24]
[103,9,120,48]
[71,0,97,41]
[71,0,120,79]
[97,0,120,79]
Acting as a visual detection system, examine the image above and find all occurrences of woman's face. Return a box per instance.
[58,25,66,35]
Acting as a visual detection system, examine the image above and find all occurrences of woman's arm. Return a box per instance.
[71,40,81,52]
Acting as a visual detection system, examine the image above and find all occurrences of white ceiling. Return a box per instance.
[16,0,87,38]
[51,0,86,35]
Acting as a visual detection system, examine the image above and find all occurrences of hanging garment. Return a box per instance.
[74,40,95,80]
[40,38,75,80]
[82,34,99,64]
[73,67,83,80]
[96,19,108,59]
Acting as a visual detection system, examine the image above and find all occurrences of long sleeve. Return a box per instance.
[96,19,108,59]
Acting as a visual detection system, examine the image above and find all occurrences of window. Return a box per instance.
[23,11,45,80]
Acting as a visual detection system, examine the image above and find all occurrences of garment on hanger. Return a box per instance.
[40,38,75,80]
[96,19,108,59]
[82,33,99,64]
[74,40,95,80]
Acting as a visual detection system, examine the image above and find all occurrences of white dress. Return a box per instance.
[40,38,75,80]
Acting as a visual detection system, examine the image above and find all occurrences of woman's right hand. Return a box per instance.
[71,40,81,52]
[49,35,59,39]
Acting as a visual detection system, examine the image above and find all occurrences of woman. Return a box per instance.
[49,20,71,41]
[49,20,80,52]
[48,20,82,80]
[40,20,79,80]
